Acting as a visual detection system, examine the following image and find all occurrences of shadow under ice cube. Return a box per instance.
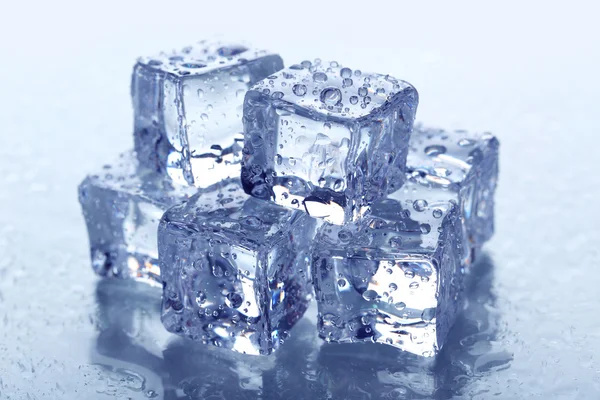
[241,60,418,225]
[312,182,465,356]
[159,179,316,355]
[407,126,499,257]
[132,40,283,187]
[78,152,196,287]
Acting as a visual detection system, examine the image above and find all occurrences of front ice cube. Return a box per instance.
[78,152,196,287]
[132,41,284,187]
[407,126,499,256]
[241,60,418,225]
[312,182,465,356]
[159,179,316,355]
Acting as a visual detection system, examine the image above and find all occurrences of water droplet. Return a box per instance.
[195,291,206,306]
[147,60,162,66]
[404,270,415,279]
[413,199,428,212]
[354,69,362,76]
[421,308,435,322]
[432,209,443,218]
[225,292,244,308]
[358,87,368,97]
[330,61,339,67]
[424,145,447,156]
[271,91,284,99]
[458,138,475,147]
[337,279,347,288]
[320,87,342,106]
[349,96,359,105]
[409,282,420,289]
[342,78,353,87]
[292,84,307,96]
[340,67,352,78]
[312,72,328,82]
[389,283,398,292]
[301,60,312,69]
[420,223,431,234]
[389,236,402,248]
[182,62,206,69]
[337,230,352,242]
[200,113,209,121]
[275,154,283,165]
[197,88,204,98]
[217,45,247,57]
[395,302,406,310]
[362,290,378,301]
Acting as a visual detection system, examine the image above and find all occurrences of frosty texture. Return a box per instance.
[159,179,316,355]
[241,60,418,225]
[407,126,499,257]
[312,181,465,356]
[132,40,283,187]
[78,152,196,287]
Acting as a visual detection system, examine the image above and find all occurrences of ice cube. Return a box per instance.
[132,40,284,187]
[407,126,499,257]
[78,151,197,287]
[241,60,418,225]
[312,181,465,356]
[159,179,316,355]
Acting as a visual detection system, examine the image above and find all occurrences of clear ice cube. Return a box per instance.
[312,181,465,356]
[407,126,499,257]
[78,151,197,287]
[241,60,418,225]
[159,179,316,355]
[132,40,284,187]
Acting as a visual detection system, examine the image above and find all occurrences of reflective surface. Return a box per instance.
[1,1,599,398]
[90,255,507,399]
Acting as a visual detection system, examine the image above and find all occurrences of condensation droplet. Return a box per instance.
[320,87,342,106]
[413,199,428,212]
[424,145,447,156]
[313,72,328,83]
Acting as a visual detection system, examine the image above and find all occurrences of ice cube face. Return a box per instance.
[78,152,196,287]
[159,179,316,355]
[241,60,419,225]
[132,41,284,187]
[407,127,499,256]
[312,182,465,356]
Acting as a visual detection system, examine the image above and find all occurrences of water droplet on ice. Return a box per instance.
[320,88,342,106]
[362,290,378,301]
[413,199,428,212]
[292,84,307,96]
[313,72,328,82]
[424,145,447,156]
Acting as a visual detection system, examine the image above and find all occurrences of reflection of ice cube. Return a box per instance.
[312,181,465,356]
[78,151,196,286]
[241,59,418,224]
[407,126,499,257]
[159,179,316,355]
[132,40,283,187]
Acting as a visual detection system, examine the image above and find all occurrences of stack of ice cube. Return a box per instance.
[79,42,499,356]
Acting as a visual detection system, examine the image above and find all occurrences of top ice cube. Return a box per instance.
[241,60,419,225]
[132,40,284,187]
